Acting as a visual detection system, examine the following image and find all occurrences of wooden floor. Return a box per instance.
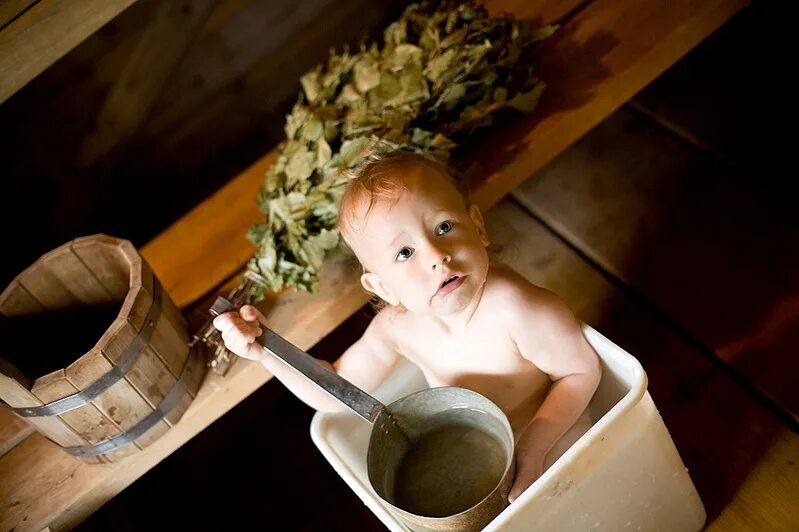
[77,6,798,529]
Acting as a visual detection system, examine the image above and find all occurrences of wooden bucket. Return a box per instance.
[0,234,206,463]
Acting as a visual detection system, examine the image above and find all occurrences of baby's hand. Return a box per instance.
[508,446,546,503]
[212,305,268,362]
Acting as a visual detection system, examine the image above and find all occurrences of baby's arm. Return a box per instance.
[213,305,401,413]
[508,286,602,501]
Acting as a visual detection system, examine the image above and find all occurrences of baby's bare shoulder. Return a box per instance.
[369,305,412,339]
[484,268,578,342]
[483,267,554,308]
[482,268,572,327]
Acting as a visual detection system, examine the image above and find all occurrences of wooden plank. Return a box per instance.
[138,256,190,380]
[486,201,799,529]
[77,0,215,165]
[0,0,138,104]
[139,0,337,143]
[0,279,43,317]
[511,108,799,421]
[16,258,80,310]
[140,150,275,308]
[158,292,200,400]
[41,246,115,305]
[136,0,399,200]
[0,432,98,527]
[465,0,749,209]
[65,347,171,456]
[30,369,121,447]
[706,431,799,531]
[0,0,38,28]
[71,236,135,301]
[102,316,179,427]
[482,0,588,21]
[0,405,33,459]
[630,1,771,172]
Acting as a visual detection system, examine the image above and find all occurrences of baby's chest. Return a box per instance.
[399,327,525,376]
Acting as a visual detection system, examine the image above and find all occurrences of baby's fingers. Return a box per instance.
[212,312,264,358]
[221,326,266,361]
[212,311,235,333]
[212,311,261,335]
[240,304,265,324]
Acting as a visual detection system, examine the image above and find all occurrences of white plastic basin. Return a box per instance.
[310,325,706,531]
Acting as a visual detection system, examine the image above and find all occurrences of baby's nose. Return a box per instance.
[431,252,451,271]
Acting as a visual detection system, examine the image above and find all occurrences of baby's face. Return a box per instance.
[346,165,490,316]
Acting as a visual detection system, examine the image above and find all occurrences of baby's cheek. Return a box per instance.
[386,270,417,304]
[402,267,425,287]
[474,244,490,268]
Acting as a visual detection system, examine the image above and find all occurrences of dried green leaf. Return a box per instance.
[434,82,467,111]
[530,24,559,43]
[311,193,340,221]
[493,86,507,104]
[286,191,310,219]
[316,137,332,168]
[300,116,324,141]
[300,69,321,104]
[354,57,381,93]
[385,44,423,71]
[302,228,340,270]
[445,9,458,34]
[383,19,406,54]
[285,103,310,139]
[264,166,283,194]
[439,26,467,50]
[376,71,401,103]
[335,83,362,106]
[324,120,339,141]
[246,223,268,246]
[285,144,315,187]
[339,137,370,167]
[344,100,382,136]
[419,25,439,51]
[508,82,546,112]
[424,49,455,83]
[282,139,303,159]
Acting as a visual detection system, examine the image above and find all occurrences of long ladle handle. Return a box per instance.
[257,328,385,423]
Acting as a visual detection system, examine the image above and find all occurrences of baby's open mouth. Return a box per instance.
[436,274,466,297]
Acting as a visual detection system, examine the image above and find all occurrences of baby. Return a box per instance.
[213,150,601,502]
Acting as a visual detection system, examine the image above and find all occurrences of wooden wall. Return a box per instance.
[0,0,405,288]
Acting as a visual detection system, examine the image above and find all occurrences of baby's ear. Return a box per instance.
[468,204,491,247]
[360,272,401,306]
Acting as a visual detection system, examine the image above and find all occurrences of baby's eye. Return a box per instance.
[395,247,415,262]
[435,220,455,236]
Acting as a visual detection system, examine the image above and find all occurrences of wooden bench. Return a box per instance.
[0,0,139,104]
[0,0,751,529]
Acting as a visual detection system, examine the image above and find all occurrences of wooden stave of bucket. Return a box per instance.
[0,234,206,463]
